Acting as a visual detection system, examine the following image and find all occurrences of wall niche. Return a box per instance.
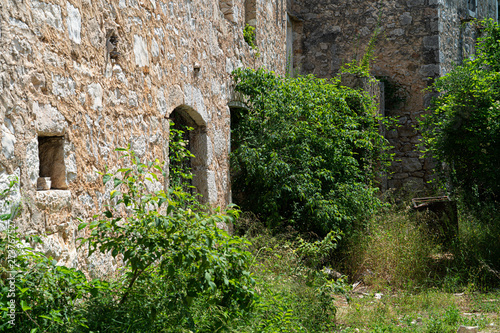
[38,136,67,190]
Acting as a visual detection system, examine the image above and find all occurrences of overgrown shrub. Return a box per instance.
[1,122,257,332]
[78,145,255,332]
[420,19,500,204]
[0,179,89,332]
[419,19,500,288]
[231,68,391,236]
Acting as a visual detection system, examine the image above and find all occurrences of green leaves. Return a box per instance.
[1,229,90,331]
[76,146,255,331]
[231,68,390,236]
[420,19,500,205]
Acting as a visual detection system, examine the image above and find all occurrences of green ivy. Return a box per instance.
[231,68,391,236]
[340,18,382,77]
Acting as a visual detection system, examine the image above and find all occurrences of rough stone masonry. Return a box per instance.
[0,0,287,276]
[289,0,498,190]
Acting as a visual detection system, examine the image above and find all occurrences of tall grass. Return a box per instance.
[345,206,438,290]
[445,199,500,290]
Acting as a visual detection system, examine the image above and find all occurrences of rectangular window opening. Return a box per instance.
[38,136,67,190]
[468,0,477,16]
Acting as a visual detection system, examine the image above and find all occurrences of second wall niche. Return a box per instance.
[38,136,67,190]
[245,0,257,27]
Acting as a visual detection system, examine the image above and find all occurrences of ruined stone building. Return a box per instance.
[288,0,499,189]
[0,0,498,272]
[0,0,287,272]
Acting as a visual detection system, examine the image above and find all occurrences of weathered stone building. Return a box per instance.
[1,0,498,272]
[0,0,287,272]
[288,0,499,189]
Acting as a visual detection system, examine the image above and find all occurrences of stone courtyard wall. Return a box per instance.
[291,0,440,190]
[0,0,286,276]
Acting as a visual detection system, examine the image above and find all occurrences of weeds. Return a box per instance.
[345,206,437,290]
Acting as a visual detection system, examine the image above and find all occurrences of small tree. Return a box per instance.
[420,19,500,204]
[78,127,255,331]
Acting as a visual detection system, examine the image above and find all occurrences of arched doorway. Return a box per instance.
[168,105,212,203]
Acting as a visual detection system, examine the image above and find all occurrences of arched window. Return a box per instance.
[169,108,195,191]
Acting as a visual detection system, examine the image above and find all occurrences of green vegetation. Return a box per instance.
[420,19,500,288]
[2,20,500,333]
[231,68,391,237]
[243,24,257,50]
[340,19,382,77]
[1,127,255,332]
[420,19,500,205]
[338,290,498,332]
[78,146,254,332]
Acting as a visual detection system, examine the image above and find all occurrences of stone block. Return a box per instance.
[26,138,40,186]
[87,83,103,110]
[398,126,415,137]
[401,157,422,173]
[34,102,67,136]
[456,325,478,332]
[407,0,425,6]
[31,0,63,30]
[52,75,76,97]
[400,12,412,25]
[37,177,51,190]
[35,190,71,213]
[156,88,167,116]
[420,64,439,77]
[423,35,439,50]
[67,2,82,44]
[403,177,425,191]
[133,35,149,67]
[1,124,16,160]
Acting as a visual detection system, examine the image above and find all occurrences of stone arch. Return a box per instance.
[168,104,215,204]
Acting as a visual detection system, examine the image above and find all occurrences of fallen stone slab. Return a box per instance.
[457,326,478,333]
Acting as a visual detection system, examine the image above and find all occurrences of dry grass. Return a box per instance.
[346,208,438,290]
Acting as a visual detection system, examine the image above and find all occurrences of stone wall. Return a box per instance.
[439,0,497,75]
[0,0,286,275]
[290,0,497,191]
[291,0,439,190]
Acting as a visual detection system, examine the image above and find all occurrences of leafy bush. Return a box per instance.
[231,68,391,236]
[2,121,257,332]
[78,146,255,331]
[0,179,89,332]
[420,19,500,204]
